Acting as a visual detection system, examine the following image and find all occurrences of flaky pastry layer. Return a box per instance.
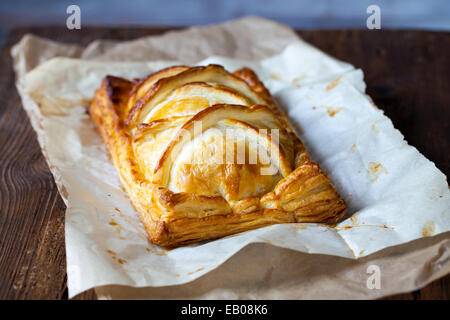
[88,65,346,246]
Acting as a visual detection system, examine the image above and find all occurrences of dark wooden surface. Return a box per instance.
[0,26,448,300]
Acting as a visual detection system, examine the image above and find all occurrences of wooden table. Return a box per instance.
[0,27,448,300]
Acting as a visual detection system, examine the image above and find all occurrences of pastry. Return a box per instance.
[89,64,347,246]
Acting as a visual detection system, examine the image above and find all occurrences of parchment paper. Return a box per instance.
[10,17,450,299]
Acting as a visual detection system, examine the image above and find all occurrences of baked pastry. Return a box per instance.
[89,64,346,246]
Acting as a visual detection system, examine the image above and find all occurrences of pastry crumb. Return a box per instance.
[326,76,343,91]
[368,162,388,183]
[327,106,343,117]
[270,73,281,80]
[422,221,436,237]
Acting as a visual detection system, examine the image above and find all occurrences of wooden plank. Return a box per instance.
[0,47,68,299]
[0,26,448,300]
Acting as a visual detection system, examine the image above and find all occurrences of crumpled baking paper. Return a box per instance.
[11,17,449,299]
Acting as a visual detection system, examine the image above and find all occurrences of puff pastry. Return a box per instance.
[89,64,347,246]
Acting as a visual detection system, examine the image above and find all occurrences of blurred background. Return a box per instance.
[1,0,449,46]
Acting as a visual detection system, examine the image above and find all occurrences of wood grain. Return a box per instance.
[0,26,448,300]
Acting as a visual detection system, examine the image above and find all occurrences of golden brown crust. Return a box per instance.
[126,64,272,127]
[88,66,347,246]
[125,65,190,116]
